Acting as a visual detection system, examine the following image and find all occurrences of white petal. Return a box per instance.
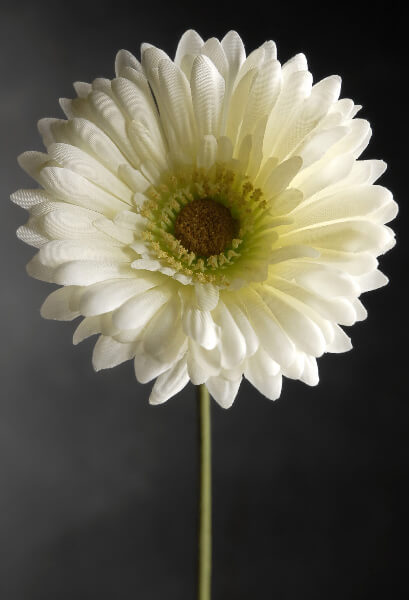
[206,375,242,409]
[38,239,129,268]
[307,75,341,115]
[293,185,395,227]
[118,164,150,193]
[244,289,295,367]
[54,261,134,286]
[86,90,140,165]
[239,59,281,142]
[91,78,112,95]
[114,210,147,231]
[214,301,246,369]
[326,325,352,353]
[356,269,388,292]
[149,356,190,405]
[282,352,304,380]
[269,245,320,265]
[182,307,220,350]
[197,135,218,169]
[134,347,171,383]
[268,275,357,326]
[311,249,378,276]
[275,262,360,298]
[371,197,398,225]
[93,216,135,245]
[11,189,50,209]
[201,38,228,79]
[59,98,75,119]
[26,254,55,282]
[143,297,187,363]
[346,159,387,186]
[191,55,225,138]
[38,117,61,147]
[245,348,282,400]
[226,68,257,144]
[18,151,50,179]
[40,286,80,321]
[92,336,136,370]
[226,300,259,357]
[157,59,197,157]
[234,47,266,91]
[174,30,204,66]
[194,283,220,311]
[216,136,233,162]
[40,206,108,241]
[17,223,48,248]
[331,118,372,159]
[295,154,354,199]
[112,285,171,330]
[237,134,252,171]
[296,126,348,168]
[221,365,244,382]
[280,219,393,253]
[127,119,168,173]
[278,75,341,161]
[264,156,303,198]
[43,118,128,173]
[142,44,171,74]
[352,299,368,321]
[264,70,313,158]
[115,49,142,77]
[300,355,319,386]
[187,340,221,384]
[112,76,165,145]
[73,316,102,344]
[271,188,303,216]
[39,166,128,216]
[47,143,132,204]
[281,53,308,78]
[131,257,174,275]
[79,276,160,316]
[221,30,246,84]
[258,286,326,356]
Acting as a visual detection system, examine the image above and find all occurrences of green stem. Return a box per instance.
[197,384,212,600]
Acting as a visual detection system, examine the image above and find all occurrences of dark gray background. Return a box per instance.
[1,1,408,598]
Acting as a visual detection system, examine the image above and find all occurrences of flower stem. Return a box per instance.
[197,384,212,600]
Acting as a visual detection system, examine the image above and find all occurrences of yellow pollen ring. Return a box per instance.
[136,164,271,286]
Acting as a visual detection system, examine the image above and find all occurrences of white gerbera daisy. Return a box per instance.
[13,30,397,408]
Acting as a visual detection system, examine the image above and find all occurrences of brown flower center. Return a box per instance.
[174,198,238,257]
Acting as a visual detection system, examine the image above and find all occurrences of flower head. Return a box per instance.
[13,30,397,407]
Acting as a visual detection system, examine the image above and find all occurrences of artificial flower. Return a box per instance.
[12,30,397,407]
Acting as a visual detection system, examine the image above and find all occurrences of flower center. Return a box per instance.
[136,164,278,287]
[174,198,238,257]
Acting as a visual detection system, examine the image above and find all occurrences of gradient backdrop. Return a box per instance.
[1,2,407,598]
